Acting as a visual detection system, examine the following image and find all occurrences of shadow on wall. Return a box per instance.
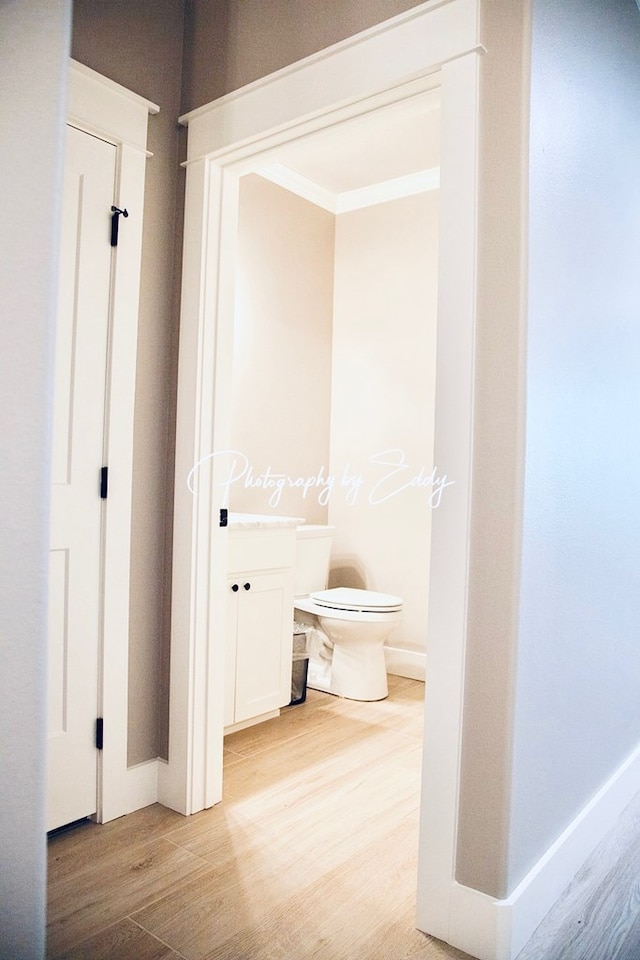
[179,0,427,113]
[329,559,367,591]
[181,0,231,112]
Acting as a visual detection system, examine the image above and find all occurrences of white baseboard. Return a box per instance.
[101,758,159,823]
[384,645,426,681]
[446,742,640,960]
[124,758,159,813]
[224,709,280,735]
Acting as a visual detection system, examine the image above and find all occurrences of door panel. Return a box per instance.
[234,572,292,723]
[47,126,116,832]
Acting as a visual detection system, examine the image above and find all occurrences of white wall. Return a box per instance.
[0,2,71,956]
[231,180,440,658]
[508,0,640,890]
[328,192,439,655]
[229,175,334,522]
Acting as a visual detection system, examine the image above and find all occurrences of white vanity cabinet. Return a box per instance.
[223,521,298,730]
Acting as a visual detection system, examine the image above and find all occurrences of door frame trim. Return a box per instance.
[65,60,159,822]
[168,0,484,950]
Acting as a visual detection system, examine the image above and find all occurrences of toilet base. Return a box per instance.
[308,641,388,701]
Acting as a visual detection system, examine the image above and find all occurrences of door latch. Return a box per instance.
[110,206,128,246]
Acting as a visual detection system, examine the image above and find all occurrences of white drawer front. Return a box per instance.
[228,529,297,573]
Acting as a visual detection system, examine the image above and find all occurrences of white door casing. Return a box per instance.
[167,0,485,951]
[47,126,116,831]
[52,61,159,824]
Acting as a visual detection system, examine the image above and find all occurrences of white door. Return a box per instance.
[47,126,116,832]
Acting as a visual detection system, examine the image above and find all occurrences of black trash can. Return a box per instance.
[290,626,309,705]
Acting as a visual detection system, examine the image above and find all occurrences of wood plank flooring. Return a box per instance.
[516,787,640,960]
[48,676,640,960]
[47,676,473,960]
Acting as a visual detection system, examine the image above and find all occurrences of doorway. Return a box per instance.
[166,4,481,944]
[226,91,441,698]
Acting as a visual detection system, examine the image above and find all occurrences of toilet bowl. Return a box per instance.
[295,586,403,701]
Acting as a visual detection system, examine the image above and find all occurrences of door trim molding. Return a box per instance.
[66,60,159,822]
[168,1,489,955]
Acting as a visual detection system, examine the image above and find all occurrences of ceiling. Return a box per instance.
[255,87,441,212]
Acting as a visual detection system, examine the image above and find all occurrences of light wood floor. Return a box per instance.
[47,676,640,960]
[47,676,473,960]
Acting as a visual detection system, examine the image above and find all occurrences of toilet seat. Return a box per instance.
[310,587,403,614]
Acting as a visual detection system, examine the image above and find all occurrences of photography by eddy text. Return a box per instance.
[188,448,455,510]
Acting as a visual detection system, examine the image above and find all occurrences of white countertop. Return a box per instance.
[228,512,304,530]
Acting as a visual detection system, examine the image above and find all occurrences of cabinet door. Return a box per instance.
[224,582,240,728]
[234,571,293,723]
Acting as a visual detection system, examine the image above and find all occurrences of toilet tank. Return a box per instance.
[295,524,336,596]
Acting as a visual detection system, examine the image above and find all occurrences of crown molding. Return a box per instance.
[257,163,440,213]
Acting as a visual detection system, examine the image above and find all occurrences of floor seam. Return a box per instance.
[128,915,191,959]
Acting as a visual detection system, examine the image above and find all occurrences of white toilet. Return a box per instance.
[294,524,403,701]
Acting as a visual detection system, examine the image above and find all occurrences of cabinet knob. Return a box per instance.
[243,582,251,591]
[231,583,239,592]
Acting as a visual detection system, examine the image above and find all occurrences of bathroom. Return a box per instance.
[224,93,442,697]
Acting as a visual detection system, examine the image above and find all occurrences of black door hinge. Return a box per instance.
[96,718,104,751]
[219,508,228,527]
[100,466,108,499]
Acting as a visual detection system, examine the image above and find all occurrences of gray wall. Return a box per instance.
[507,0,640,891]
[455,0,530,898]
[0,2,72,957]
[181,0,425,112]
[456,0,640,901]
